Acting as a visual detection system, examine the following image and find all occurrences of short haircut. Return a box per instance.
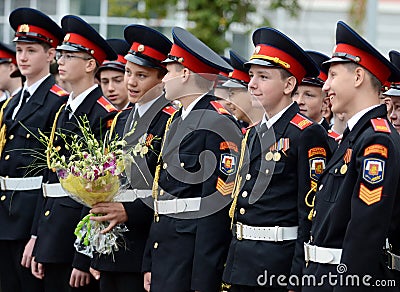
[343,62,381,94]
[279,68,298,96]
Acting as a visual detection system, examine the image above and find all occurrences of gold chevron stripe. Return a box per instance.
[359,183,382,205]
[216,177,234,196]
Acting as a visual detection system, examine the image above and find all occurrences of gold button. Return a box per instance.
[180,162,185,167]
[313,210,317,217]
[26,133,30,139]
[246,174,251,180]
[4,155,9,160]
[1,195,6,201]
[9,135,14,140]
[160,189,164,196]
[56,146,61,151]
[153,242,158,249]
[155,216,160,222]
[44,210,50,216]
[242,191,248,198]
[239,208,245,215]
[265,168,270,174]
[163,163,167,169]
[319,184,323,191]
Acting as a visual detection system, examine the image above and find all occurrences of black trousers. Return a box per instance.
[99,271,145,292]
[43,263,99,292]
[230,284,287,292]
[0,239,44,292]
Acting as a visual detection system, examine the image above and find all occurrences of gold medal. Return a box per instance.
[340,164,348,174]
[273,152,281,162]
[265,152,273,161]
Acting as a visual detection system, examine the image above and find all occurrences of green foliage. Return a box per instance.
[108,0,300,53]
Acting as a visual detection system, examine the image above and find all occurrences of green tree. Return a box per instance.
[108,0,300,53]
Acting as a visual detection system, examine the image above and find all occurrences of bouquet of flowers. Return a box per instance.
[37,111,157,257]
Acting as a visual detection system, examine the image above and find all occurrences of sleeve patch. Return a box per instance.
[362,158,384,184]
[50,84,69,96]
[309,157,326,181]
[106,119,113,129]
[364,144,388,158]
[210,101,230,115]
[370,118,391,133]
[97,96,118,113]
[162,106,177,115]
[290,113,313,130]
[359,183,382,205]
[216,177,234,196]
[219,153,237,175]
[220,141,239,152]
[308,147,326,158]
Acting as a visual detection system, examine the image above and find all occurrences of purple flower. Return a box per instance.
[57,169,67,179]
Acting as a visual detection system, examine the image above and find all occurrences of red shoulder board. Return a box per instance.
[328,129,340,139]
[97,96,118,113]
[241,127,247,134]
[370,118,391,133]
[290,113,313,130]
[210,101,230,115]
[50,84,69,96]
[162,105,177,115]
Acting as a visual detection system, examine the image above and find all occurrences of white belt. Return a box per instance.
[235,222,298,242]
[114,189,152,202]
[42,183,69,198]
[304,242,342,265]
[154,197,201,214]
[0,176,43,191]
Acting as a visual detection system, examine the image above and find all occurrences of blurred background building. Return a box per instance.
[0,0,399,60]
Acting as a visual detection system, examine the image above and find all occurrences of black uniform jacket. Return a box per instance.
[33,86,117,264]
[223,102,330,290]
[0,75,67,240]
[142,94,243,292]
[90,95,176,273]
[303,105,400,292]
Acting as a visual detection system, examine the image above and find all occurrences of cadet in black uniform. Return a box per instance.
[88,24,175,292]
[31,15,117,292]
[384,50,400,134]
[222,27,330,292]
[0,8,68,292]
[98,39,131,111]
[142,27,242,292]
[303,21,400,292]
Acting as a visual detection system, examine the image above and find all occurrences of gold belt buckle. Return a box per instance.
[236,222,243,240]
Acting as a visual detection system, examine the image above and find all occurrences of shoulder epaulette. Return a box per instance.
[370,118,391,133]
[50,84,69,96]
[290,113,313,130]
[328,129,340,139]
[97,96,118,113]
[162,105,177,115]
[210,100,230,115]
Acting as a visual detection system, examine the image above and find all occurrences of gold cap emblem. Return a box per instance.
[178,57,184,63]
[228,72,233,77]
[64,33,70,42]
[138,44,145,52]
[90,49,95,55]
[18,24,30,33]
[254,45,261,54]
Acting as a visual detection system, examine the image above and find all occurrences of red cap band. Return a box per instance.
[130,42,166,62]
[0,51,16,64]
[250,44,306,82]
[334,43,391,84]
[230,69,250,83]
[64,33,106,63]
[103,54,126,65]
[16,24,58,47]
[169,44,220,75]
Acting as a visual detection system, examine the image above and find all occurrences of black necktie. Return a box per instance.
[17,90,30,116]
[60,105,72,125]
[259,123,268,137]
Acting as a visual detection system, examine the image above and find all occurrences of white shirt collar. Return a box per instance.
[347,104,380,131]
[67,84,98,115]
[181,94,205,120]
[135,96,160,118]
[262,102,294,129]
[24,74,50,97]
